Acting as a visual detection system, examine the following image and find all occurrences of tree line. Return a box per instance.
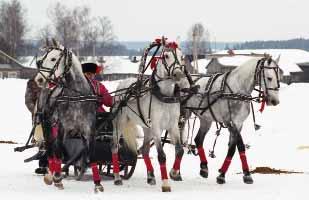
[233,38,309,51]
[0,0,140,63]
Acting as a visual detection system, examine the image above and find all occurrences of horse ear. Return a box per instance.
[275,55,281,64]
[52,38,59,47]
[45,38,50,47]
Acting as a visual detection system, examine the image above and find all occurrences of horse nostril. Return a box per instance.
[37,78,43,83]
[271,99,279,106]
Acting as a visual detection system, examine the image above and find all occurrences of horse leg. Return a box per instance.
[88,135,104,193]
[216,123,239,184]
[141,130,156,185]
[169,126,184,181]
[111,119,122,186]
[194,119,211,178]
[43,123,59,186]
[153,133,171,192]
[236,134,253,184]
[52,128,64,190]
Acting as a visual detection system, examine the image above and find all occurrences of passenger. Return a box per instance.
[25,76,48,175]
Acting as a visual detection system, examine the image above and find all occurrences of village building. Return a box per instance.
[195,49,309,84]
[0,50,37,79]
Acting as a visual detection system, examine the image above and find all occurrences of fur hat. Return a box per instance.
[81,62,98,74]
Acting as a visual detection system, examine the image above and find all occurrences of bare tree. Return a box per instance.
[185,23,211,55]
[0,0,27,59]
[45,4,116,56]
[97,16,116,54]
[37,25,53,46]
[185,23,211,73]
[47,3,91,53]
[82,24,99,56]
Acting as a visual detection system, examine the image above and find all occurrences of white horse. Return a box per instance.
[34,40,103,192]
[111,41,187,192]
[181,56,280,184]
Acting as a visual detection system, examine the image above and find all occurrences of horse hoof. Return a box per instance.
[243,174,254,184]
[169,169,182,181]
[114,179,123,185]
[54,182,64,190]
[216,174,226,184]
[147,171,156,185]
[94,184,104,193]
[43,173,53,185]
[200,168,208,178]
[162,186,171,192]
[35,167,48,175]
[147,178,156,185]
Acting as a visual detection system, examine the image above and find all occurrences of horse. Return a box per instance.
[34,40,104,192]
[181,56,280,184]
[111,40,188,192]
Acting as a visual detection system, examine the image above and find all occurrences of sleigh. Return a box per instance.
[62,112,137,180]
[15,112,137,180]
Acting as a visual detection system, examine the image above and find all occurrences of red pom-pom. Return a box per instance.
[150,57,158,70]
[155,38,161,44]
[96,65,103,74]
[166,42,178,49]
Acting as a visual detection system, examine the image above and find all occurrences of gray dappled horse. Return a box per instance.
[34,40,104,192]
[181,56,280,184]
[111,41,187,192]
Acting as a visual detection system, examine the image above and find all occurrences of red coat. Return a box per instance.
[88,78,113,112]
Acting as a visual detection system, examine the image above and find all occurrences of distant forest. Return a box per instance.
[232,38,309,51]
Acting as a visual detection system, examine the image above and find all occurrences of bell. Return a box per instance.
[146,118,152,127]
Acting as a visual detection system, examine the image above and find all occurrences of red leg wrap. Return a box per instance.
[197,146,208,163]
[239,152,249,171]
[48,157,55,174]
[220,157,232,173]
[53,157,62,173]
[90,162,101,183]
[173,156,182,170]
[51,125,58,139]
[143,155,154,172]
[159,162,168,180]
[112,153,120,173]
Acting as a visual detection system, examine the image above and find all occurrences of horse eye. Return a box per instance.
[164,54,169,59]
[267,77,272,82]
[51,58,56,62]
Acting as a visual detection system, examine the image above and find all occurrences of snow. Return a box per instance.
[0,79,309,199]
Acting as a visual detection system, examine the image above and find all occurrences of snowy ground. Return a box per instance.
[0,79,308,200]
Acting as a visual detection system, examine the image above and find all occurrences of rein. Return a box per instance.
[113,38,187,128]
[183,56,280,157]
[37,47,98,104]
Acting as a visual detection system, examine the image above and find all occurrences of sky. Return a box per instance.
[13,0,309,42]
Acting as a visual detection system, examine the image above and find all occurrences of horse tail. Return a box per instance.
[121,119,138,155]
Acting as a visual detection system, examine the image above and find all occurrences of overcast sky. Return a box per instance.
[18,0,309,42]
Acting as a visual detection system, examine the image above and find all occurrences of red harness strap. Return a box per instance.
[259,99,266,112]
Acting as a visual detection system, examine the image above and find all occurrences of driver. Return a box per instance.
[81,62,113,113]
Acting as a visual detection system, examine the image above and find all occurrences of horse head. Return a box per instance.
[35,39,75,88]
[154,41,186,82]
[257,56,281,106]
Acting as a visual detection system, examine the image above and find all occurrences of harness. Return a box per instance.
[36,47,98,105]
[112,38,186,128]
[183,56,280,157]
